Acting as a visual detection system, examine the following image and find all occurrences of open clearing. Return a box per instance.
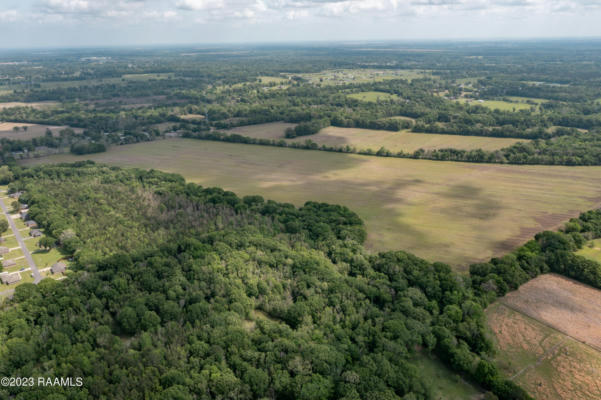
[506,96,548,105]
[294,126,525,152]
[487,300,601,400]
[347,91,399,102]
[0,101,58,110]
[413,354,482,399]
[455,99,534,111]
[227,122,296,139]
[227,124,527,152]
[500,274,601,351]
[257,76,289,84]
[20,139,601,268]
[576,238,601,263]
[295,69,431,85]
[0,123,82,140]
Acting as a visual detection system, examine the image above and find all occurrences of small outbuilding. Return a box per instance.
[30,229,42,237]
[51,262,67,275]
[0,272,21,285]
[2,259,16,268]
[0,246,9,254]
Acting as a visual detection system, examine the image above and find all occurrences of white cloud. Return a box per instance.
[21,0,601,26]
[0,10,18,22]
[176,0,224,10]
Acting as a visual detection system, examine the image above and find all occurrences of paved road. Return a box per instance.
[0,197,41,283]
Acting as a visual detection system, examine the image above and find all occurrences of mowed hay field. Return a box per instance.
[294,126,526,152]
[455,99,534,112]
[227,122,296,139]
[20,139,601,268]
[347,91,399,102]
[0,123,82,140]
[0,101,58,110]
[487,299,601,400]
[227,123,527,152]
[500,274,601,351]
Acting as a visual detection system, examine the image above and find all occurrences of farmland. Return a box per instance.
[0,122,81,140]
[486,275,601,400]
[455,99,535,111]
[347,91,399,102]
[500,274,601,350]
[227,122,296,139]
[0,101,58,110]
[227,123,527,152]
[296,126,525,152]
[295,68,431,85]
[20,139,601,268]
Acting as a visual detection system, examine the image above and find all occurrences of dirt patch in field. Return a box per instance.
[501,274,601,351]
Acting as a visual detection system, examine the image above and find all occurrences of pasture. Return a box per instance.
[20,139,601,268]
[296,69,430,85]
[227,122,296,139]
[456,99,534,111]
[0,101,58,110]
[487,300,601,400]
[506,96,548,105]
[347,91,399,102]
[257,76,289,84]
[226,124,526,152]
[576,238,601,263]
[0,123,82,140]
[292,126,526,153]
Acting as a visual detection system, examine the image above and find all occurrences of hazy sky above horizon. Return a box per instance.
[1,0,600,48]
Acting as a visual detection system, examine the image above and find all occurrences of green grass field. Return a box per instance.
[296,126,527,153]
[506,96,548,105]
[32,248,63,270]
[226,124,526,152]
[1,235,19,249]
[413,354,482,399]
[455,99,534,111]
[257,76,289,84]
[296,69,430,85]
[20,139,601,269]
[347,91,399,102]
[121,73,174,81]
[576,239,601,263]
[227,122,296,139]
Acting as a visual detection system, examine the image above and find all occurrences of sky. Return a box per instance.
[0,0,600,48]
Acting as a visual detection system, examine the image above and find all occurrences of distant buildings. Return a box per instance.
[51,262,67,275]
[2,259,16,268]
[0,272,21,285]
